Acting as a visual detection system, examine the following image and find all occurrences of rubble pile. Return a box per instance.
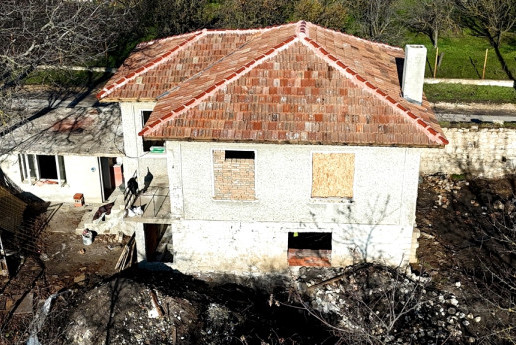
[63,277,248,345]
[299,264,481,344]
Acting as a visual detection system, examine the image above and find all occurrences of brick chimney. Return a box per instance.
[402,45,427,105]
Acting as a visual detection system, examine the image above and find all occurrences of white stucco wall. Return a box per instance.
[119,102,168,186]
[172,142,420,226]
[0,154,105,203]
[164,141,421,274]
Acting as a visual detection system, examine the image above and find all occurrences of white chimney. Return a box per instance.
[402,45,427,105]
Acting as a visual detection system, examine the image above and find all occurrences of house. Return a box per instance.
[98,21,447,274]
[0,95,123,204]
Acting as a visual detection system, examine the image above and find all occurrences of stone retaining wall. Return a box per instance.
[420,127,516,178]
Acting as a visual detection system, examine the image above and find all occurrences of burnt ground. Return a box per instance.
[0,202,125,344]
[0,175,515,344]
[415,175,516,344]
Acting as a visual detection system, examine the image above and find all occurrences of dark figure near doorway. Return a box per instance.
[127,177,138,196]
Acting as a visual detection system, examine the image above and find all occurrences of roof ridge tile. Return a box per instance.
[139,34,299,136]
[97,30,207,100]
[205,22,296,35]
[305,21,403,53]
[299,35,446,145]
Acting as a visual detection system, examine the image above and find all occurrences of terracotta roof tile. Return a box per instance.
[99,21,446,147]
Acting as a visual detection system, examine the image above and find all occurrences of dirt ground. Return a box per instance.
[1,175,515,344]
[415,174,516,343]
[0,202,126,343]
[42,203,125,280]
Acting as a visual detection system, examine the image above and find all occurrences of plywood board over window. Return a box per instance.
[312,153,354,198]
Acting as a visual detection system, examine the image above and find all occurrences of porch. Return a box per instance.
[125,185,172,224]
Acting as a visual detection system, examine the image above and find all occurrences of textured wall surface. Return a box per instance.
[162,141,422,273]
[420,127,516,178]
[169,220,415,274]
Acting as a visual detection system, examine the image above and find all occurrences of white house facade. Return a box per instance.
[97,21,447,274]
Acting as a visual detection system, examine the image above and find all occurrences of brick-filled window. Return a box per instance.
[213,150,255,200]
[312,153,354,198]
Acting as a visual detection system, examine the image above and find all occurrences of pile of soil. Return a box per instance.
[41,269,335,345]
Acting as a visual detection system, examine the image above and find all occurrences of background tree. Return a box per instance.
[404,0,456,48]
[131,0,209,38]
[292,0,349,32]
[0,0,131,127]
[344,0,402,43]
[455,0,516,49]
[215,0,292,29]
[455,0,516,80]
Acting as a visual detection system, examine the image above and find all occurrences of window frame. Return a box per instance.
[140,110,165,154]
[19,153,66,185]
[310,151,355,202]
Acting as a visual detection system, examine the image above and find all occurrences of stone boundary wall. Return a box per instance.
[424,78,514,87]
[420,127,516,178]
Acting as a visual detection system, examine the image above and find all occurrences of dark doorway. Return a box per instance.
[99,157,115,201]
[144,223,167,262]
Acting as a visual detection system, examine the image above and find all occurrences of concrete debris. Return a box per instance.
[299,264,480,344]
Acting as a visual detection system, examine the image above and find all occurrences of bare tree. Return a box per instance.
[455,0,516,49]
[0,0,130,128]
[405,0,456,48]
[279,264,469,345]
[455,0,516,80]
[345,0,401,42]
[474,201,516,343]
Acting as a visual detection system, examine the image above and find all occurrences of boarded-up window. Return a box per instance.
[312,153,354,198]
[213,150,255,200]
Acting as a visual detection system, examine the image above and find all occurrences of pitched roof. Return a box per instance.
[98,21,447,147]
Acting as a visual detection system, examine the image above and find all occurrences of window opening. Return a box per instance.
[288,232,332,267]
[141,111,165,152]
[18,154,66,184]
[213,149,255,200]
[37,155,58,180]
[225,150,255,160]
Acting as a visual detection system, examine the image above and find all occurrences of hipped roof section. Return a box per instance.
[98,21,447,147]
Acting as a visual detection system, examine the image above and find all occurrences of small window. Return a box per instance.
[312,153,354,199]
[213,150,255,200]
[141,111,165,152]
[225,150,255,160]
[141,110,153,127]
[288,232,332,266]
[143,139,165,153]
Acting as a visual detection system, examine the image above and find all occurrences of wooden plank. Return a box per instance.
[312,153,354,198]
